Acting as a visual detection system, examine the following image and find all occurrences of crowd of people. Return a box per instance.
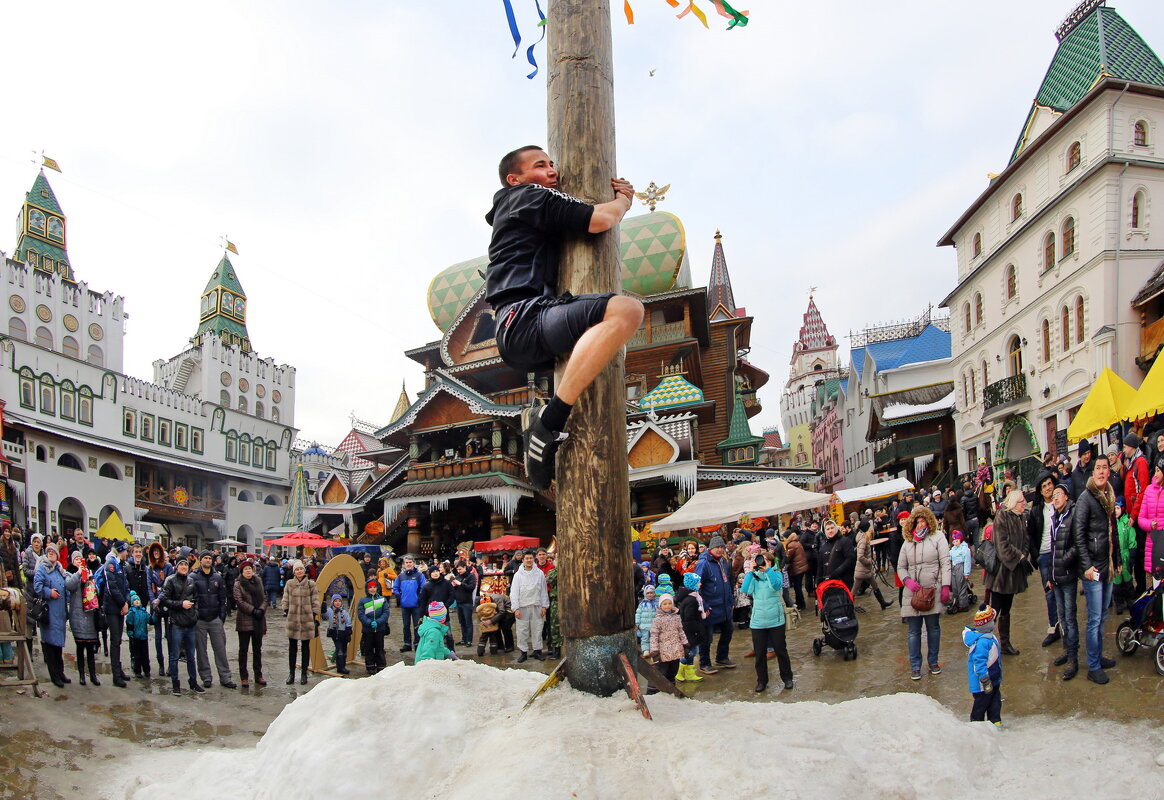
[2,430,1161,719]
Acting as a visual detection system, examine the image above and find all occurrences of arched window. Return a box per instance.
[963,302,971,333]
[1012,193,1023,220]
[86,344,103,367]
[272,407,280,423]
[99,463,120,479]
[57,453,83,471]
[1007,335,1023,377]
[237,490,252,502]
[1005,265,1017,299]
[8,318,26,341]
[1132,190,1144,228]
[967,370,976,404]
[1062,216,1075,257]
[1041,319,1051,363]
[220,390,231,406]
[974,292,984,325]
[62,335,79,359]
[1061,307,1071,353]
[972,232,982,257]
[35,326,53,350]
[981,360,989,387]
[237,396,248,414]
[256,401,265,419]
[1134,120,1148,147]
[1043,232,1056,271]
[1075,296,1085,345]
[1067,141,1081,171]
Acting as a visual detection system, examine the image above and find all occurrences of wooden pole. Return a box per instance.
[547,0,637,696]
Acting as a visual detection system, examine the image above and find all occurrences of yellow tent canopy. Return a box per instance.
[1066,368,1138,444]
[94,510,134,542]
[1126,352,1164,422]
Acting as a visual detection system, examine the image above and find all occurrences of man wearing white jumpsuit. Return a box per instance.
[509,551,549,663]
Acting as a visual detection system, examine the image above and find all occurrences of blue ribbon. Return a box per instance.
[502,0,547,80]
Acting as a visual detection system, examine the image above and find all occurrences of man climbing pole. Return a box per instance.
[485,146,644,490]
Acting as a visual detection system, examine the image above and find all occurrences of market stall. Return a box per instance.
[650,479,832,533]
[471,534,541,597]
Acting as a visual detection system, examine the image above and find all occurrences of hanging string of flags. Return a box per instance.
[501,0,748,79]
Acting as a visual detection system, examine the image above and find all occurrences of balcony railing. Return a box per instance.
[407,454,523,483]
[628,320,689,348]
[983,374,1027,411]
[134,486,226,515]
[873,433,942,471]
[487,386,538,406]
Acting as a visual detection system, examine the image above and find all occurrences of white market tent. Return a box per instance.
[832,477,914,505]
[651,478,833,533]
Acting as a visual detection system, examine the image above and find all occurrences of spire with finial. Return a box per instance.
[16,170,75,281]
[194,254,251,352]
[389,381,411,423]
[707,230,738,322]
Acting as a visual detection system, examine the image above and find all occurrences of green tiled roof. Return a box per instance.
[717,388,764,451]
[202,255,247,296]
[26,171,63,215]
[426,211,688,332]
[1013,6,1164,161]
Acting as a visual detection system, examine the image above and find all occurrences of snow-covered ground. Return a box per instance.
[117,660,1163,799]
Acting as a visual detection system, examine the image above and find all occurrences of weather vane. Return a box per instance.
[634,181,670,212]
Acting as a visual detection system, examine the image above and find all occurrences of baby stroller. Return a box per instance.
[1115,581,1164,676]
[812,580,859,660]
[945,569,977,615]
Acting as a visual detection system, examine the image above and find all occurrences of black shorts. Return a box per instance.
[495,293,614,371]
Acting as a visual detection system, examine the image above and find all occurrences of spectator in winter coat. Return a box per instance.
[33,544,70,686]
[648,594,686,685]
[635,584,659,655]
[509,551,549,662]
[449,562,477,646]
[1070,440,1095,501]
[741,554,793,693]
[674,575,706,683]
[126,590,151,678]
[97,549,131,688]
[1111,498,1138,613]
[782,532,808,610]
[897,506,952,680]
[1138,458,1164,586]
[1122,433,1151,594]
[1072,454,1119,684]
[816,520,856,588]
[282,560,318,686]
[358,579,390,673]
[162,557,202,695]
[393,556,427,652]
[962,605,1003,726]
[415,602,454,663]
[376,557,397,597]
[191,551,235,689]
[261,558,282,608]
[695,535,735,674]
[233,560,268,687]
[323,594,353,675]
[64,552,100,686]
[418,565,455,611]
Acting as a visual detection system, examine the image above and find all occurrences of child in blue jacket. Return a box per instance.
[126,590,152,677]
[323,594,353,675]
[962,604,1002,726]
[635,585,659,656]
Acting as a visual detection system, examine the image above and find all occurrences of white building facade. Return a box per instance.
[941,3,1164,487]
[1,172,297,549]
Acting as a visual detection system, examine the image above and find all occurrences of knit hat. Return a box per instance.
[747,543,762,554]
[657,593,674,606]
[1123,432,1143,449]
[291,559,305,572]
[1054,482,1072,497]
[427,601,448,624]
[330,593,344,605]
[114,540,128,553]
[643,584,656,596]
[707,533,726,550]
[240,559,255,570]
[655,575,674,594]
[1078,440,1091,457]
[200,549,213,560]
[683,572,701,591]
[640,561,650,568]
[897,511,911,521]
[71,551,84,564]
[129,590,141,604]
[951,530,964,542]
[1116,496,1126,508]
[45,542,59,557]
[367,578,380,591]
[972,604,997,631]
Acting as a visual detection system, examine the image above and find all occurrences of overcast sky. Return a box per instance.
[2,0,1162,446]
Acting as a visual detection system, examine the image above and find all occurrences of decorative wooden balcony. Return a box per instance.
[135,486,225,519]
[628,320,689,349]
[873,433,942,471]
[407,454,524,483]
[1140,316,1164,367]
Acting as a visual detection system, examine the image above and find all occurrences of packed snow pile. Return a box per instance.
[118,660,1161,800]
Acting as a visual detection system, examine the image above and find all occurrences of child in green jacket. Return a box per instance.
[415,602,457,663]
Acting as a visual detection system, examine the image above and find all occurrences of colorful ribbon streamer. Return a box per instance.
[712,0,749,28]
[501,0,547,79]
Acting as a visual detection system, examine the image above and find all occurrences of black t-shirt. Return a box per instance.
[485,184,594,309]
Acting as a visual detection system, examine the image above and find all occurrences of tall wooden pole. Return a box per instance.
[547,0,637,696]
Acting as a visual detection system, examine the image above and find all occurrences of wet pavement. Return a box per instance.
[3,584,1160,798]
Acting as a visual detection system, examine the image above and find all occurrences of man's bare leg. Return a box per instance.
[522,295,643,490]
[555,295,644,405]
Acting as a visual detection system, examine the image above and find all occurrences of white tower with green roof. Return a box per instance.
[153,254,296,426]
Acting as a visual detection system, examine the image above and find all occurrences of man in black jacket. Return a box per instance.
[190,551,236,689]
[1069,440,1094,501]
[1027,471,1061,647]
[162,558,204,695]
[1071,454,1119,685]
[99,544,131,688]
[960,483,982,544]
[1046,484,1080,679]
[817,520,856,589]
[486,146,642,491]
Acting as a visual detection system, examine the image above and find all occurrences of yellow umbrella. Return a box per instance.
[1126,353,1164,422]
[94,510,134,542]
[1066,368,1138,443]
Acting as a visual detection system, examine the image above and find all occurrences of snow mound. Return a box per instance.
[118,661,1162,799]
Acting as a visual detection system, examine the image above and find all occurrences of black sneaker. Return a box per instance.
[190,682,206,694]
[522,405,566,491]
[172,685,181,696]
[714,660,738,669]
[1086,668,1109,685]
[1099,656,1116,670]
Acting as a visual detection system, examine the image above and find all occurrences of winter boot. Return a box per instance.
[874,587,893,609]
[300,666,308,685]
[532,650,544,661]
[87,647,101,686]
[477,643,486,656]
[1041,625,1061,647]
[998,615,1020,655]
[158,657,166,675]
